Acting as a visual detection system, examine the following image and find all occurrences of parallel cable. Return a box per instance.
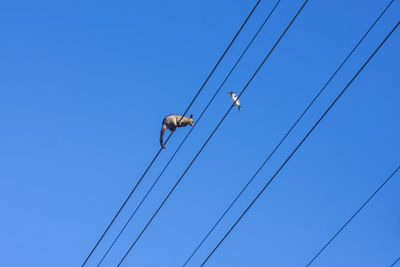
[182,1,395,264]
[117,0,309,265]
[201,18,400,267]
[306,165,400,266]
[81,0,262,265]
[391,256,400,267]
[97,1,281,265]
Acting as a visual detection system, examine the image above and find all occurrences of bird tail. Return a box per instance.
[160,123,167,149]
[238,105,241,112]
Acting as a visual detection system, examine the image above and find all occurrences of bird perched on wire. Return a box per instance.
[228,91,241,112]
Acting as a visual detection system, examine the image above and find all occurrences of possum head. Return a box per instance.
[188,114,194,126]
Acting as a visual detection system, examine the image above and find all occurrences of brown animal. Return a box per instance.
[160,114,194,148]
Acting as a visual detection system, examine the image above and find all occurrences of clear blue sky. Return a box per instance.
[1,0,399,266]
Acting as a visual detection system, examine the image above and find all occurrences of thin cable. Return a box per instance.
[81,0,262,265]
[182,1,395,265]
[97,1,281,265]
[391,256,400,267]
[201,18,400,267]
[306,165,400,266]
[117,0,309,265]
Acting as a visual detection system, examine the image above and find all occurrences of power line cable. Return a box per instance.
[391,256,400,267]
[80,0,262,265]
[201,18,400,267]
[306,165,400,266]
[117,0,309,265]
[182,0,395,265]
[97,1,281,265]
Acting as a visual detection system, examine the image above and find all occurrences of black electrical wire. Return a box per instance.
[80,0,262,265]
[116,0,309,265]
[182,1,395,265]
[391,256,400,267]
[97,1,281,265]
[306,165,400,266]
[201,18,400,267]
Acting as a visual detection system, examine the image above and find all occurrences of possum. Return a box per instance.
[160,114,194,149]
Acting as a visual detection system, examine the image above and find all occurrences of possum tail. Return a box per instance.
[160,123,167,149]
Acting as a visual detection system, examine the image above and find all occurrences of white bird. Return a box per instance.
[228,91,241,112]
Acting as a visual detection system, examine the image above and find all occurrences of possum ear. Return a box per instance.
[189,114,193,119]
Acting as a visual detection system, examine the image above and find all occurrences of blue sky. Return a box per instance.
[1,0,399,266]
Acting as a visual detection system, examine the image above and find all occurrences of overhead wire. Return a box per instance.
[97,1,282,265]
[116,0,310,265]
[391,256,400,267]
[201,18,400,267]
[81,0,262,265]
[306,165,400,266]
[182,0,395,265]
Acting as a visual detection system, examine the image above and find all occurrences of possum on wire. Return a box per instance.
[160,114,194,149]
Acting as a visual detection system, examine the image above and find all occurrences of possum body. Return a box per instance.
[160,114,194,148]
